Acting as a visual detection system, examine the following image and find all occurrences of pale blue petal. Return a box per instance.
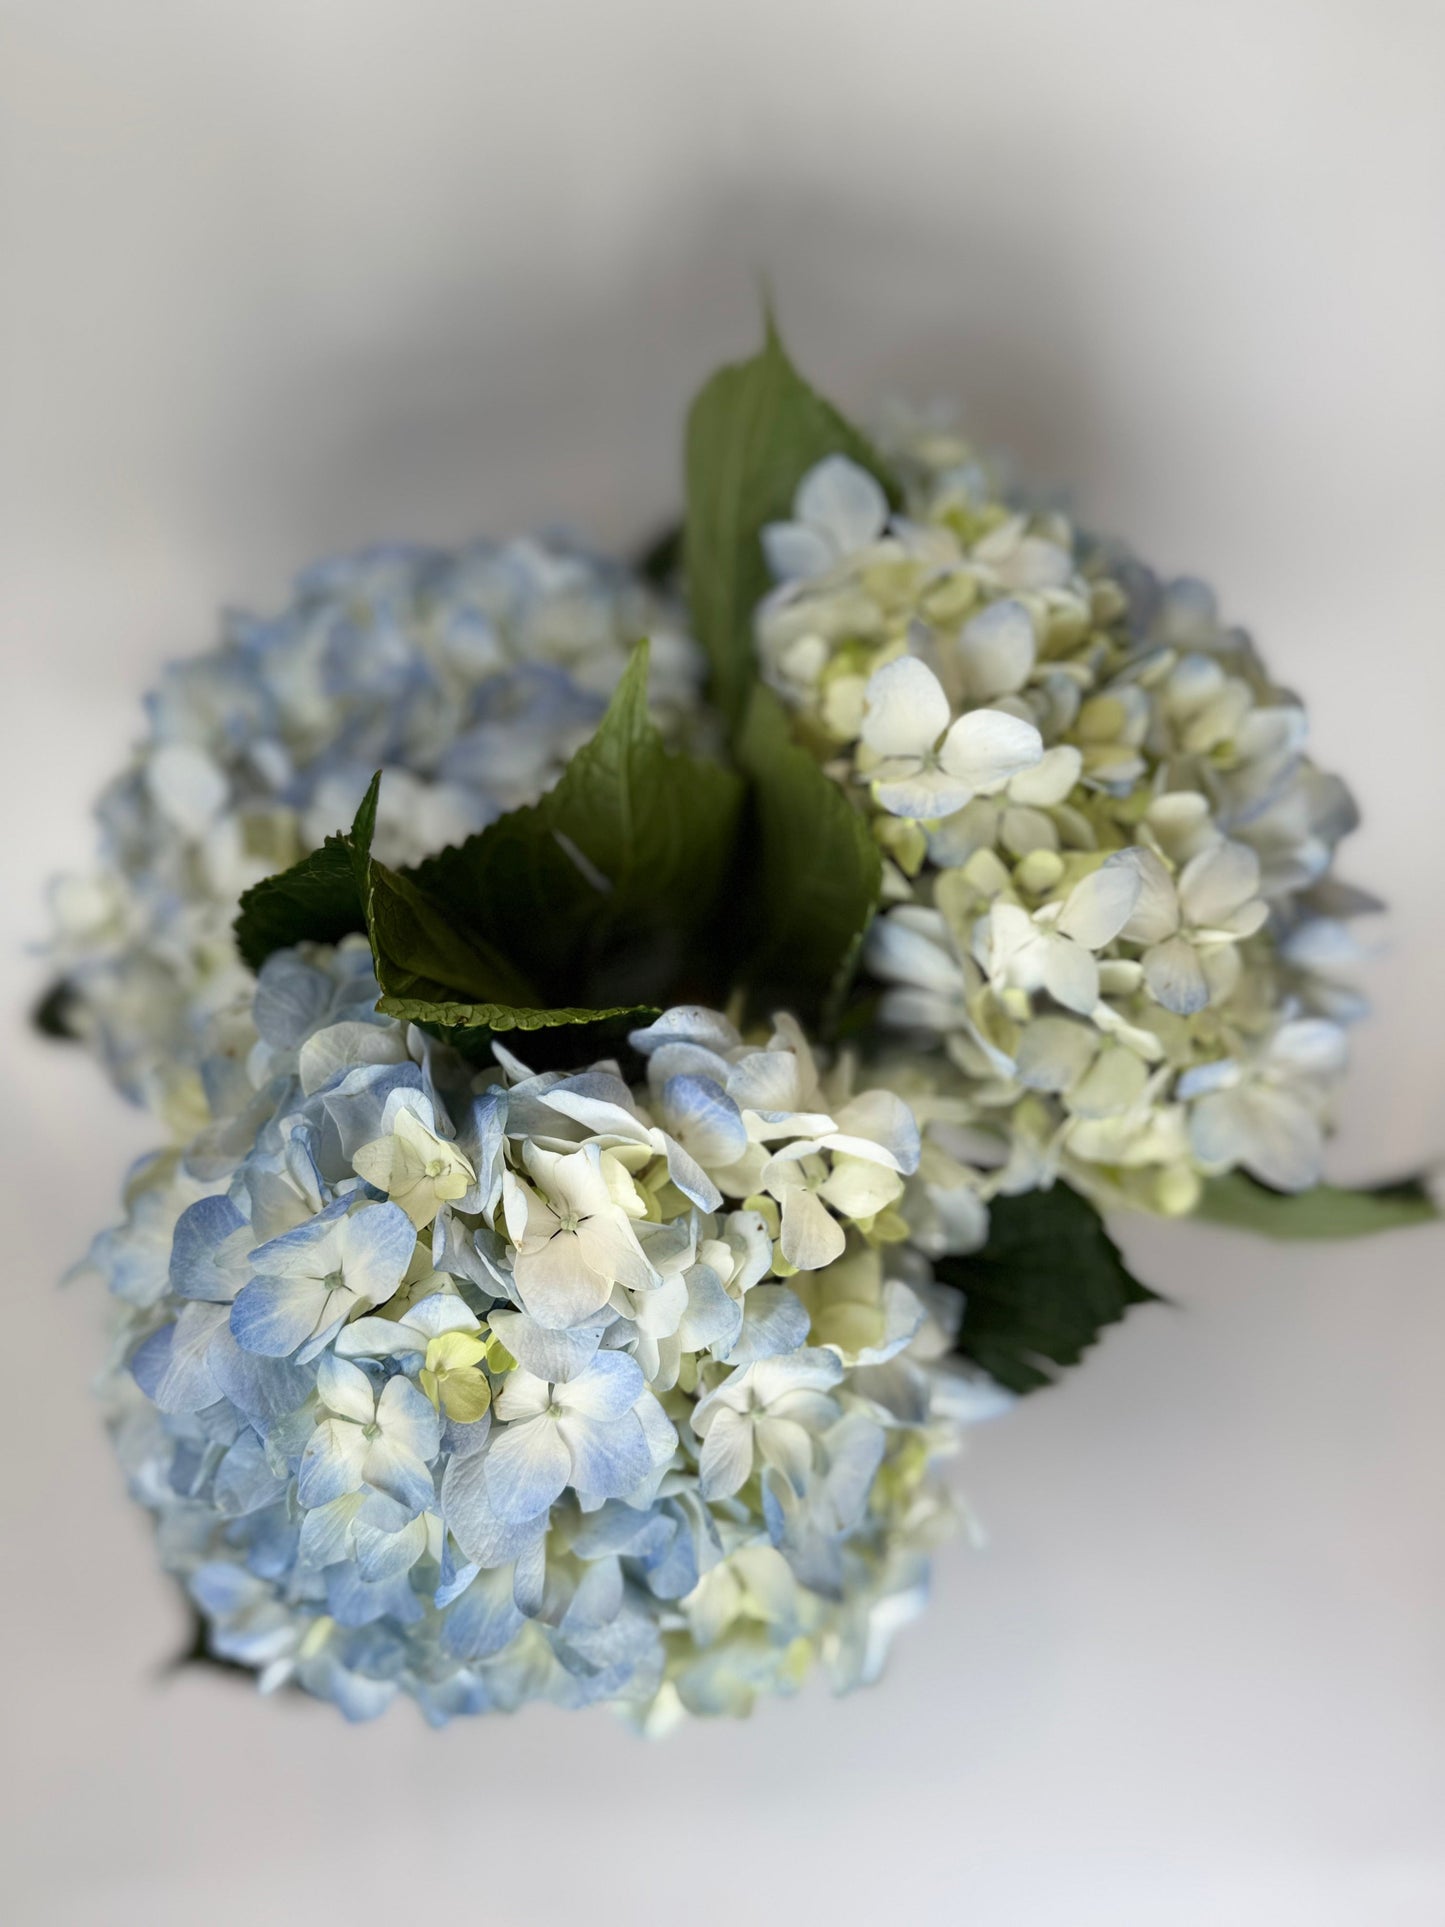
[482,1416,570,1522]
[253,951,331,1048]
[230,1273,325,1357]
[724,1285,810,1364]
[563,1410,652,1502]
[555,1350,644,1421]
[662,1135,723,1213]
[316,1352,377,1424]
[442,1563,524,1660]
[153,1302,228,1414]
[208,1325,314,1423]
[298,1492,366,1569]
[169,1195,247,1301]
[354,1512,428,1582]
[441,1451,548,1566]
[297,1417,368,1507]
[560,1556,624,1633]
[361,1436,436,1516]
[375,1375,442,1461]
[213,1430,288,1517]
[661,1074,748,1164]
[486,1308,603,1383]
[334,1202,416,1305]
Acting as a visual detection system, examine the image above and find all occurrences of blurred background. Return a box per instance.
[2,2,1443,1921]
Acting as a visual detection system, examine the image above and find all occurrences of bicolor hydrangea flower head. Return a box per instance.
[92,941,1004,1726]
[754,430,1373,1212]
[48,540,706,1129]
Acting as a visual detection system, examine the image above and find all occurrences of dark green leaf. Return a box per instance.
[634,520,682,588]
[32,977,80,1041]
[408,640,745,1014]
[1197,1171,1440,1239]
[234,772,380,971]
[162,1601,261,1683]
[684,317,899,730]
[364,861,542,1010]
[736,684,882,1030]
[937,1184,1159,1395]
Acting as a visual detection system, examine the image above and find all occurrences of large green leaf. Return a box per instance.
[737,684,882,1030]
[936,1185,1159,1395]
[231,645,742,1040]
[408,639,745,1013]
[234,772,379,970]
[1197,1171,1440,1239]
[684,317,899,730]
[363,861,541,1011]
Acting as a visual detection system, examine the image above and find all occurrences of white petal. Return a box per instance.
[1179,839,1261,927]
[483,1416,572,1522]
[1191,1085,1323,1192]
[1117,848,1181,946]
[761,521,835,581]
[872,763,978,822]
[1056,854,1144,950]
[299,1021,408,1098]
[145,743,228,836]
[315,1353,377,1425]
[1066,1046,1149,1119]
[938,708,1043,795]
[956,598,1035,699]
[512,1232,615,1329]
[1143,935,1209,1015]
[493,1368,553,1423]
[1266,1019,1349,1077]
[864,909,962,997]
[817,1155,904,1220]
[1008,744,1082,807]
[697,1406,755,1501]
[861,655,950,758]
[755,1415,815,1493]
[554,1350,645,1421]
[1040,934,1100,1015]
[1015,1016,1098,1092]
[779,1187,847,1271]
[795,454,889,553]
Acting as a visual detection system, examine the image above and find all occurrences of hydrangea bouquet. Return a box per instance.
[48,320,1436,1728]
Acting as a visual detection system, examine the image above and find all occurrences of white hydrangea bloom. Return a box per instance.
[755,429,1372,1210]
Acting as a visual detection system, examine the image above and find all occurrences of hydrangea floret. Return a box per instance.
[93,941,1001,1725]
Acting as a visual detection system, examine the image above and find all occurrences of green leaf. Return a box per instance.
[935,1185,1159,1395]
[736,684,882,1030]
[234,772,380,971]
[163,1600,264,1683]
[635,520,682,588]
[408,639,745,1014]
[684,317,899,730]
[32,978,80,1041]
[363,860,542,1010]
[1197,1171,1440,1239]
[376,994,653,1033]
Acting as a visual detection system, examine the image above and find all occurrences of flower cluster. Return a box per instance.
[48,540,704,1128]
[92,940,1000,1725]
[755,442,1371,1211]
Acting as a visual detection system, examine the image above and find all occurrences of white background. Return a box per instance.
[2,3,1443,1922]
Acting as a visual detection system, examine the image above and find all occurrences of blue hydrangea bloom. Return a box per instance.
[48,540,705,1125]
[92,941,1007,1727]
